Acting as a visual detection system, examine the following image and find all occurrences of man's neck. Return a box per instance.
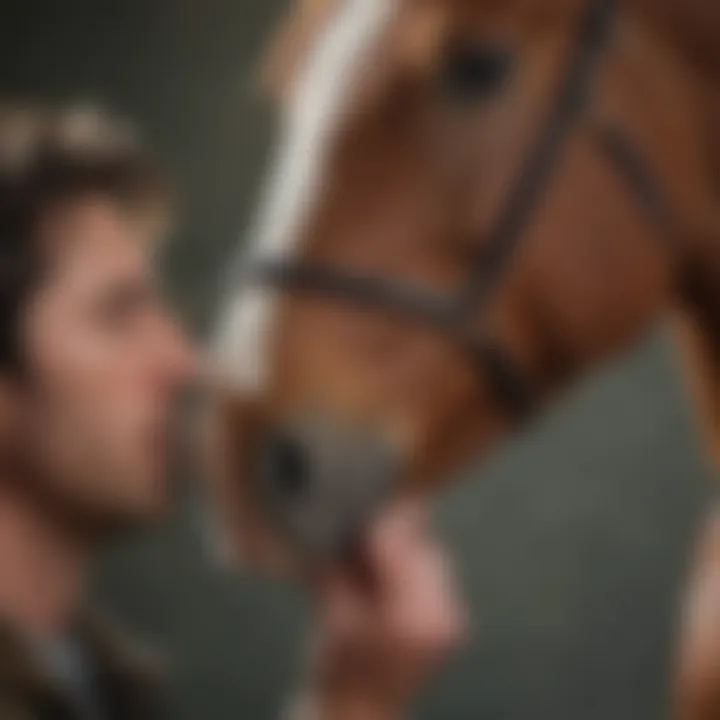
[0,483,89,639]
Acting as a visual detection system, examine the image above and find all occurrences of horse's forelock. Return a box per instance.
[260,0,343,103]
[260,0,457,104]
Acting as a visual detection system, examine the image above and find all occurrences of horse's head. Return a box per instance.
[208,0,708,570]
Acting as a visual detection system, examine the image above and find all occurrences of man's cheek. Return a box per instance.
[109,393,160,474]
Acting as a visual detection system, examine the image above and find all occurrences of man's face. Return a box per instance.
[6,196,197,528]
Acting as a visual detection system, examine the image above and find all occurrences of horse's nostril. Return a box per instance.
[263,432,311,499]
[255,419,400,559]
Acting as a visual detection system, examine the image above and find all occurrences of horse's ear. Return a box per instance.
[259,0,341,104]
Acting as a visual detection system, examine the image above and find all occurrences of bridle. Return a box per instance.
[240,0,674,421]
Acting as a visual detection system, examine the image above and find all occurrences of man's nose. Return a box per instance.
[161,318,200,385]
[255,418,400,560]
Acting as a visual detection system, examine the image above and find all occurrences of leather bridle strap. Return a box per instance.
[240,0,675,422]
[456,0,619,315]
[249,261,539,417]
[591,122,676,242]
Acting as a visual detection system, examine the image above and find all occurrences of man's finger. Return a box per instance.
[364,499,428,589]
[316,568,369,641]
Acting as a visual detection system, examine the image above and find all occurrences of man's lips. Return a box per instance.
[146,420,170,478]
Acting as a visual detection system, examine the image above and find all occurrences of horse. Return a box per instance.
[207,0,720,715]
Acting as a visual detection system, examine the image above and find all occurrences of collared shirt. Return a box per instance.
[0,609,167,720]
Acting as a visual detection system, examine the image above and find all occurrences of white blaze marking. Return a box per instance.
[213,0,396,392]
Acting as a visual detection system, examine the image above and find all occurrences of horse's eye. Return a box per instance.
[440,42,514,103]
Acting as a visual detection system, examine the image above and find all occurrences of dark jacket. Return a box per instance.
[0,610,166,720]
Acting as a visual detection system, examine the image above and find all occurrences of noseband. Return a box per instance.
[242,0,673,421]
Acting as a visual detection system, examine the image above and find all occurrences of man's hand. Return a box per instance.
[295,502,467,720]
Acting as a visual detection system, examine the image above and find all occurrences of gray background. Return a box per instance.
[0,2,712,718]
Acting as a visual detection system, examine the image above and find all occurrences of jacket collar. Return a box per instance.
[0,607,166,716]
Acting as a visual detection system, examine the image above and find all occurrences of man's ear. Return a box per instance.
[259,0,341,104]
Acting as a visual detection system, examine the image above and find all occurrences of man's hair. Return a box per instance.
[0,104,166,371]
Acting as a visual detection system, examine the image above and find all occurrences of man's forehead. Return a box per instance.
[38,194,163,260]
[34,197,152,281]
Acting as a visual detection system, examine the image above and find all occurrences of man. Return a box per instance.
[0,104,464,719]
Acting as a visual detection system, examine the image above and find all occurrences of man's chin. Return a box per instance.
[80,503,167,540]
[57,487,170,540]
[9,456,171,539]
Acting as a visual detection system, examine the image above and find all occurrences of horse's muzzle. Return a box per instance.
[255,417,400,561]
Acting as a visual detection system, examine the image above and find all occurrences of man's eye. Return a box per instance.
[440,41,515,103]
[98,288,152,330]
